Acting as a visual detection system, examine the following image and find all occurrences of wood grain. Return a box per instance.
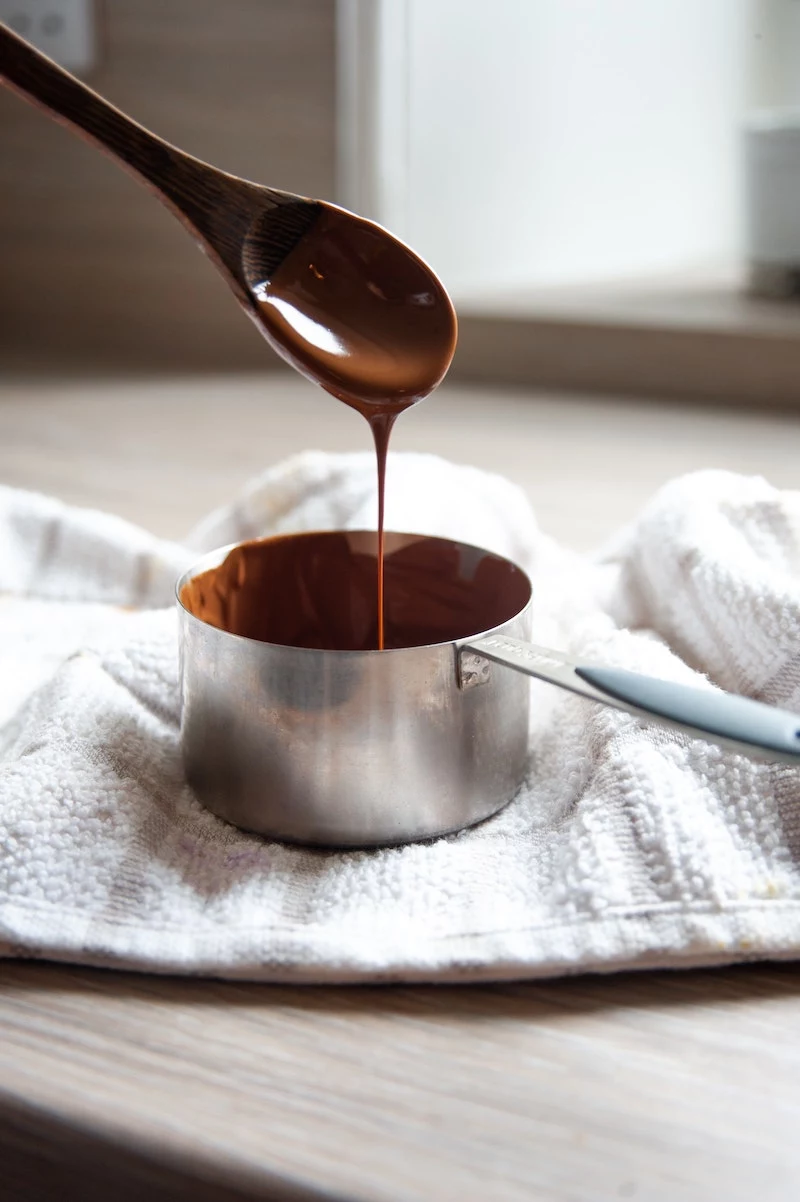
[1,375,800,1199]
[2,962,800,1201]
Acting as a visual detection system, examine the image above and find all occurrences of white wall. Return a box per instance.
[749,0,800,109]
[343,0,757,299]
[407,0,752,295]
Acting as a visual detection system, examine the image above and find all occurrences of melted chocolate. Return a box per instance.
[247,205,458,649]
[249,205,457,410]
[180,532,531,652]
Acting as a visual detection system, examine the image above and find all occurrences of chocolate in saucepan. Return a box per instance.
[247,205,458,648]
[180,532,531,652]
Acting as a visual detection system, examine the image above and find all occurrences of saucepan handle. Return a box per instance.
[462,635,800,766]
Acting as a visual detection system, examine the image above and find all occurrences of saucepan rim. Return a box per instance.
[175,529,534,657]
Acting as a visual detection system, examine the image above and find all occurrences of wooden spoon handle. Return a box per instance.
[0,22,260,267]
[0,26,207,193]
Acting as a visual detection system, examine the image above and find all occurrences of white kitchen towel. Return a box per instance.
[1,452,799,982]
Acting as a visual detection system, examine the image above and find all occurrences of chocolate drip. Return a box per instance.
[248,205,458,648]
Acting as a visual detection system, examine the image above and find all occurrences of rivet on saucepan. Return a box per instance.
[457,650,492,692]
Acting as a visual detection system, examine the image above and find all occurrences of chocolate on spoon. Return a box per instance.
[0,23,458,649]
[0,24,457,411]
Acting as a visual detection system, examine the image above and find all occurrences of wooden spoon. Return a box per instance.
[0,24,457,408]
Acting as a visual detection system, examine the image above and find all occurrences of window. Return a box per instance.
[339,0,799,302]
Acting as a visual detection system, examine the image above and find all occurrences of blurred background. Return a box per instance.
[0,0,798,546]
[1,0,800,388]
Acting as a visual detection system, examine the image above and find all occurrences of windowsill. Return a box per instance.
[451,276,800,409]
[3,279,799,409]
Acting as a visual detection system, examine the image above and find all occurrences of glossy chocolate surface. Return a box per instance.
[249,205,457,410]
[180,532,531,652]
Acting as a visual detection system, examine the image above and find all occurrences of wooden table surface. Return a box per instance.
[1,374,800,1201]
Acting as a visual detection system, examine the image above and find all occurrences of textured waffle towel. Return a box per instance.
[1,452,799,982]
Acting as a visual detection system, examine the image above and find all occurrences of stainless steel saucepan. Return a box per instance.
[177,531,800,848]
